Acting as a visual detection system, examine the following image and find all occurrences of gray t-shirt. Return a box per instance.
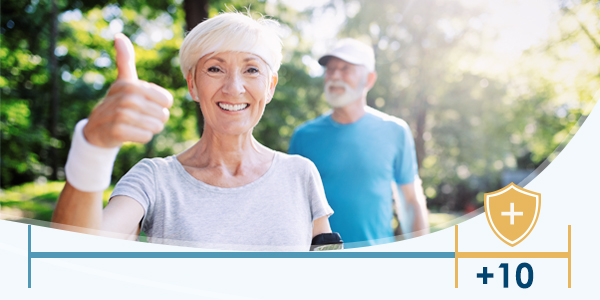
[110,152,333,251]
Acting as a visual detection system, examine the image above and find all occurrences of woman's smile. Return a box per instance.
[217,102,250,112]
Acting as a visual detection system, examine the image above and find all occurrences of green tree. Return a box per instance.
[0,0,328,222]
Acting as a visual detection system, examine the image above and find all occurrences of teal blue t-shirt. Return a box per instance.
[289,107,419,247]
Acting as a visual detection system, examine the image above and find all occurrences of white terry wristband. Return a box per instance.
[65,119,120,192]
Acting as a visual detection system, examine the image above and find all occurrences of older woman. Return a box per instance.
[52,12,335,251]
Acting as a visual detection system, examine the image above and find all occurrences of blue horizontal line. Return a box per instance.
[30,251,455,259]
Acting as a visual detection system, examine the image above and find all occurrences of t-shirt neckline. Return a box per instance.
[326,110,371,128]
[170,151,280,194]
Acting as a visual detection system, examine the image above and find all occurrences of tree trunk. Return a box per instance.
[183,0,210,137]
[49,0,59,180]
[414,93,427,170]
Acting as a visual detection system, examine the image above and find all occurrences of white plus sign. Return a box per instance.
[501,203,523,225]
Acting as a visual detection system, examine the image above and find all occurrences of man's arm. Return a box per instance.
[392,178,429,237]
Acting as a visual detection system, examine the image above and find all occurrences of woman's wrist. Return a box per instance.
[64,119,120,192]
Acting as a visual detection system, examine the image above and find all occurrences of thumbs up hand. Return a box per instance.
[83,33,173,149]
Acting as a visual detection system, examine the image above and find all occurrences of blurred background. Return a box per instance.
[1,0,599,234]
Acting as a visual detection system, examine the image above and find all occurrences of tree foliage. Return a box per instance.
[1,0,327,190]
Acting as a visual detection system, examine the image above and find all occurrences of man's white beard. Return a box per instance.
[324,80,363,108]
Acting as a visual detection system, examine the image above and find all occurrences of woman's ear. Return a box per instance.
[265,74,278,104]
[186,71,199,102]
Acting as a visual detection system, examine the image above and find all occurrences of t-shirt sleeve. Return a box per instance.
[394,125,420,185]
[305,160,334,222]
[110,158,156,230]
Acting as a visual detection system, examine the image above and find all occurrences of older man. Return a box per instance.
[289,38,429,247]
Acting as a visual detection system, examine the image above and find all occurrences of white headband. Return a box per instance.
[189,42,277,77]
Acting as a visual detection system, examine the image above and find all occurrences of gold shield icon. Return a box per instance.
[484,183,541,247]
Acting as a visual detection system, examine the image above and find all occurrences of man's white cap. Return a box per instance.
[318,38,375,72]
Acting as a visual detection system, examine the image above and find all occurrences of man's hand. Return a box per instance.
[83,33,173,148]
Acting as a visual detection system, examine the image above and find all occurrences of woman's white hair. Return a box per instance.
[179,12,283,79]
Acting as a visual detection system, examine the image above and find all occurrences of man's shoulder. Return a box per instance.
[365,106,411,132]
[293,111,333,135]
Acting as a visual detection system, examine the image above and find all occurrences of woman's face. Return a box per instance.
[187,51,277,136]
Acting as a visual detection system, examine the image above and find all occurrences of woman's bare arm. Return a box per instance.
[51,34,171,239]
[51,182,103,235]
[52,182,144,240]
[312,215,332,237]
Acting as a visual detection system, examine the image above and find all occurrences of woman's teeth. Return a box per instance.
[218,103,248,111]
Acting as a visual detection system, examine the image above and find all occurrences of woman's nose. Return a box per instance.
[222,72,245,96]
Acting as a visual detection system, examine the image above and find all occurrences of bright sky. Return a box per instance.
[276,0,559,77]
[279,0,332,12]
[482,0,556,55]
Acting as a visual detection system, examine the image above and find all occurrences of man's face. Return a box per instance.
[324,57,368,108]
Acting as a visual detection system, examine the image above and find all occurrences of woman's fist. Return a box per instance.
[83,33,173,148]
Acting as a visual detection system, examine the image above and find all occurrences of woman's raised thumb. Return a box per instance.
[114,33,138,80]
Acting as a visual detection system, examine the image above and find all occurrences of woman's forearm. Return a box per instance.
[51,181,104,234]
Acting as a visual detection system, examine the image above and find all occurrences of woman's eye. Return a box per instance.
[207,66,221,73]
[247,67,259,74]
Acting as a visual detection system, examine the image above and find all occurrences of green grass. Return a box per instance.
[428,210,481,234]
[0,181,114,222]
[0,181,150,242]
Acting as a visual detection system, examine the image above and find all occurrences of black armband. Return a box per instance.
[310,232,343,251]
